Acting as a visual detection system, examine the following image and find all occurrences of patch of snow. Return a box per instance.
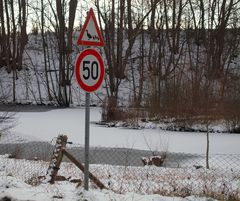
[0,176,219,201]
[80,189,217,201]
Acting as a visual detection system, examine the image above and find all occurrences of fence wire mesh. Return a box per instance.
[0,133,239,200]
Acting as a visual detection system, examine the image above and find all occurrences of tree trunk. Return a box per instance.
[206,122,210,169]
[41,0,51,102]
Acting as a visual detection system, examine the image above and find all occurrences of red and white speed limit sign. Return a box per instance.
[75,48,105,93]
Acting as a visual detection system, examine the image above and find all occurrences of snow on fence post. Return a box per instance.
[44,134,68,184]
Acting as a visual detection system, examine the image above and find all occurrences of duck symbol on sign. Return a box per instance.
[86,29,99,41]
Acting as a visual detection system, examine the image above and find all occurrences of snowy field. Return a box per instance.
[10,106,240,155]
[0,106,239,200]
[0,154,229,201]
[0,175,218,201]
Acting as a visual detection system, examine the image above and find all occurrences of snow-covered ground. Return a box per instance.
[0,106,238,200]
[0,176,218,201]
[11,107,240,155]
[0,154,228,201]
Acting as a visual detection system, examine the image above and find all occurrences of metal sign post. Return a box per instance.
[75,49,104,191]
[84,92,90,190]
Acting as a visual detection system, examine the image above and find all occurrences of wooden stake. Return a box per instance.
[62,149,107,189]
[46,135,68,184]
[46,135,106,190]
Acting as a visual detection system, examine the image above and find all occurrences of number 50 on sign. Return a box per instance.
[75,49,105,93]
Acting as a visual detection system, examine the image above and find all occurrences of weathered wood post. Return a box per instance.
[63,149,107,189]
[45,135,68,184]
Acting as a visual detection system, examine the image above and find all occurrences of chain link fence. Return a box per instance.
[0,133,239,200]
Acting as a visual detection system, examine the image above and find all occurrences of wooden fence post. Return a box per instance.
[45,135,68,184]
[62,149,107,189]
[45,135,107,190]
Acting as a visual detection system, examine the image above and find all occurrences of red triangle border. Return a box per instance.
[77,8,104,47]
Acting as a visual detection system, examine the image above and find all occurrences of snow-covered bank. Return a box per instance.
[11,107,240,154]
[0,151,237,200]
[0,176,218,201]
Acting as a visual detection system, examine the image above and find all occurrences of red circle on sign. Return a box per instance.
[75,49,105,93]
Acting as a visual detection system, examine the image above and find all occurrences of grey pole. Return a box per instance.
[84,92,90,190]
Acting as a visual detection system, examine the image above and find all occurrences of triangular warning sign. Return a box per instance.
[77,8,104,47]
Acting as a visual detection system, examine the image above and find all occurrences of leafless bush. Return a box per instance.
[101,97,143,124]
[224,100,240,133]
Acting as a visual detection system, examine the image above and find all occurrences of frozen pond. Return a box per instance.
[8,106,240,155]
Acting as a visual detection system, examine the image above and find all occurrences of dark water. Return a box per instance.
[0,141,200,168]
